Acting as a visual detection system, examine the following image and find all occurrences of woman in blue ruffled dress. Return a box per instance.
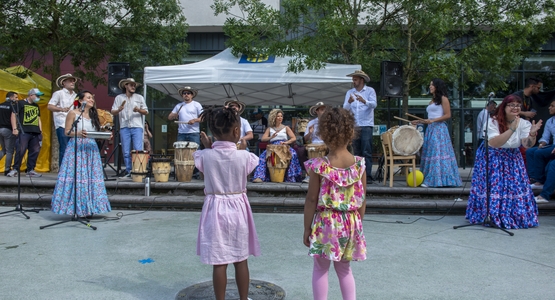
[412,78,462,187]
[252,108,302,182]
[466,94,542,229]
[50,91,111,217]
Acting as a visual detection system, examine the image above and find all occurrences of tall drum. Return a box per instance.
[390,125,423,155]
[306,143,328,159]
[266,144,291,183]
[174,141,198,182]
[131,150,149,183]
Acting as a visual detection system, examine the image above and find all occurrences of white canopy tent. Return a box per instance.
[143,48,361,107]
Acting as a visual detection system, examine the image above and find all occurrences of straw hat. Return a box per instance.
[224,99,246,114]
[346,70,370,82]
[177,86,198,98]
[56,73,81,88]
[309,101,326,117]
[118,78,142,90]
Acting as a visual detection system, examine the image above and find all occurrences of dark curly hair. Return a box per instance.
[199,106,240,140]
[77,90,100,131]
[318,107,356,149]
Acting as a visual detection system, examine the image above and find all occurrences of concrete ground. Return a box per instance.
[1,209,554,300]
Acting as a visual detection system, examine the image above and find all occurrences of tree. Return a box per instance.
[0,0,189,171]
[213,0,555,113]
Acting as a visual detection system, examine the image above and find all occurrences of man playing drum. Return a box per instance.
[225,99,253,150]
[303,101,328,183]
[48,73,80,167]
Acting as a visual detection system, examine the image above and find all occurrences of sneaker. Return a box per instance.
[26,170,42,177]
[535,196,549,203]
[302,176,310,183]
[252,178,263,183]
[119,172,131,179]
[530,183,544,190]
[420,183,428,188]
[6,169,17,177]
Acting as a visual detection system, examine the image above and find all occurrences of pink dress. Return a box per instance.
[304,156,367,261]
[194,141,261,265]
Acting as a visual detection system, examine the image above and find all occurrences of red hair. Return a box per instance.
[492,94,522,134]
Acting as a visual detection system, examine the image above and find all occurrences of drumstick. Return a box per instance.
[394,116,412,123]
[405,113,425,120]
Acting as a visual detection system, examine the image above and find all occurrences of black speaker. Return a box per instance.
[108,62,130,97]
[381,61,403,97]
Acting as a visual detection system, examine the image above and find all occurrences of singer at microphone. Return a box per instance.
[476,93,498,147]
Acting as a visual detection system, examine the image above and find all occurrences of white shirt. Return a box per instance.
[476,108,488,139]
[343,86,377,127]
[488,117,531,148]
[171,101,203,134]
[112,93,148,128]
[304,118,324,144]
[49,88,77,128]
[239,117,253,140]
[427,102,444,120]
[270,127,287,142]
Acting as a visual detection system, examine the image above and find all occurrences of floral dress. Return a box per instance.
[304,156,367,262]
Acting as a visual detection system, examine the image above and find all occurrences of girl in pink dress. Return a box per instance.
[304,107,367,300]
[194,106,260,300]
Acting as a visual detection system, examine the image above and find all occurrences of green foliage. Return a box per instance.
[213,0,555,110]
[0,0,189,90]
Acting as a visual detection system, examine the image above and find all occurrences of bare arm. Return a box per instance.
[260,127,272,142]
[284,126,297,145]
[358,169,368,216]
[303,169,320,247]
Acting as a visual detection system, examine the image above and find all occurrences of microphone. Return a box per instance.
[488,92,495,100]
[80,101,86,112]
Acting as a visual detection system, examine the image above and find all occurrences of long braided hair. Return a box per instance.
[199,106,240,140]
[77,90,101,131]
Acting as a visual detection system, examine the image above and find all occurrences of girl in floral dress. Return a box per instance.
[194,106,260,300]
[304,107,367,300]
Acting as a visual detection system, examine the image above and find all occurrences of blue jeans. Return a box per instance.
[0,127,15,171]
[120,127,144,173]
[352,126,373,180]
[13,132,41,172]
[177,133,200,145]
[56,127,70,166]
[540,159,555,200]
[526,144,555,182]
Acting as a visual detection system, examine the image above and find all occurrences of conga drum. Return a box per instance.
[151,157,171,182]
[174,141,198,182]
[391,125,423,155]
[306,143,328,159]
[266,144,292,183]
[131,150,149,183]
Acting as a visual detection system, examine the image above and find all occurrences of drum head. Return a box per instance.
[174,141,199,149]
[391,125,423,155]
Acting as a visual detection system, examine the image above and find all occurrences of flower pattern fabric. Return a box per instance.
[304,156,367,262]
[466,144,539,229]
[252,140,302,182]
[51,138,111,216]
[420,122,462,187]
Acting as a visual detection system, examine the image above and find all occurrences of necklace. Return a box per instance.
[507,119,515,124]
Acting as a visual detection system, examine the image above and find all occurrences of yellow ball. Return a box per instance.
[406,170,424,187]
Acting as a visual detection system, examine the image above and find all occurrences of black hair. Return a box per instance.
[6,91,17,99]
[525,77,542,88]
[199,106,240,140]
[431,78,448,105]
[77,90,101,131]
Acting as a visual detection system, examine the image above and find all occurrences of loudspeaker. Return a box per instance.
[381,61,403,97]
[108,62,130,97]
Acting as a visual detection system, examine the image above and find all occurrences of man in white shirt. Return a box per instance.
[302,101,327,183]
[343,70,377,183]
[48,73,80,167]
[476,99,497,146]
[224,99,253,150]
[111,78,149,178]
[168,86,203,145]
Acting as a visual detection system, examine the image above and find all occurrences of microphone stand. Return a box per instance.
[454,95,513,236]
[41,104,97,230]
[0,100,41,218]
